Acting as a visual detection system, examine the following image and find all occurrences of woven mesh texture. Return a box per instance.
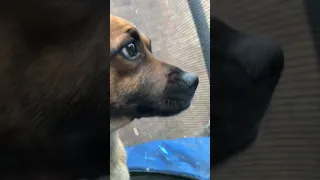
[212,0,320,179]
[111,0,210,146]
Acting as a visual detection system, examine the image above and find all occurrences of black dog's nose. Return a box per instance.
[181,72,199,89]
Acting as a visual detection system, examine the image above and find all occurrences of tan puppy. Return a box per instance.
[110,15,199,180]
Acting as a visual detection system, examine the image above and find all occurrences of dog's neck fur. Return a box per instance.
[110,132,130,180]
[110,117,132,132]
[110,117,131,180]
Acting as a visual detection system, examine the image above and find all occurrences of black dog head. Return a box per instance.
[211,17,284,166]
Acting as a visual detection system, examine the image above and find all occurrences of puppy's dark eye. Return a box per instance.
[121,41,140,60]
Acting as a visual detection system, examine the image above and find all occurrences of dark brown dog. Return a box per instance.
[110,15,199,179]
[0,0,108,179]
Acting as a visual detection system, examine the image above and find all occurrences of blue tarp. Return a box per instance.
[125,137,210,180]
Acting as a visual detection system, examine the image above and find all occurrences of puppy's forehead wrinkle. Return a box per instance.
[110,16,136,38]
[110,15,152,51]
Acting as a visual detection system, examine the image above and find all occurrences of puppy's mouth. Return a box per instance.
[111,95,195,120]
[137,104,187,118]
[134,92,196,118]
[111,71,199,119]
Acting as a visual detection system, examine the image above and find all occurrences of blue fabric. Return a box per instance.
[125,137,210,180]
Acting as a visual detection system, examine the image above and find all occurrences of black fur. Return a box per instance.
[211,17,284,166]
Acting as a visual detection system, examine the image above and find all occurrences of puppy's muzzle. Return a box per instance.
[150,67,199,116]
[127,66,199,119]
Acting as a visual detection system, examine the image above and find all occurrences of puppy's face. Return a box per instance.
[110,16,199,131]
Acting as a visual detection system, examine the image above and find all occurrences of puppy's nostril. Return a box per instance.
[181,72,199,88]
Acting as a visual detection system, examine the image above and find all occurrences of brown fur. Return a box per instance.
[110,15,166,130]
[110,15,198,179]
[110,15,197,122]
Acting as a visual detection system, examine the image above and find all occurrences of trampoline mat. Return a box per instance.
[130,172,197,180]
[131,175,194,180]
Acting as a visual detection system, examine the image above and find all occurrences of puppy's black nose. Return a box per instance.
[181,72,199,89]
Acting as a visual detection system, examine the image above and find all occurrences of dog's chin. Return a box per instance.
[134,98,192,119]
